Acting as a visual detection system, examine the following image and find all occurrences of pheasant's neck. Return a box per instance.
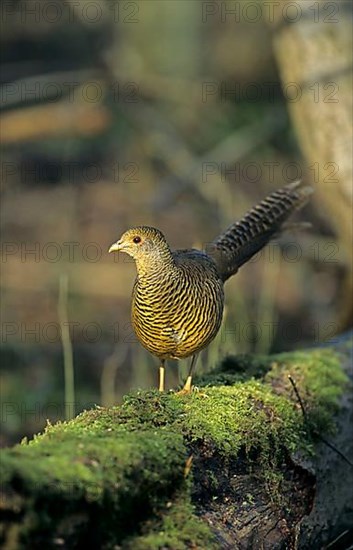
[135,250,176,280]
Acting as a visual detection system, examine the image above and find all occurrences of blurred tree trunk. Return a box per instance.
[267,0,353,328]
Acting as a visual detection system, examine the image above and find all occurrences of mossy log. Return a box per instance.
[1,335,352,549]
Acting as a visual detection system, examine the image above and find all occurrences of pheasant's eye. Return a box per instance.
[133,236,141,244]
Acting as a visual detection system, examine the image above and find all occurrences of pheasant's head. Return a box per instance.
[109,226,173,265]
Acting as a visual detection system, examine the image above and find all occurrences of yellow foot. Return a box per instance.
[176,376,207,395]
[176,387,192,396]
[175,377,208,396]
[176,375,192,395]
[175,386,208,397]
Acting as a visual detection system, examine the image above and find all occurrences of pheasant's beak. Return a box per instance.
[108,240,123,253]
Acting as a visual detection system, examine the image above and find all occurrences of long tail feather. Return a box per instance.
[207,181,313,281]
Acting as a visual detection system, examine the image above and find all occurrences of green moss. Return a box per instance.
[196,353,272,386]
[124,492,217,550]
[1,430,188,547]
[179,383,303,456]
[265,348,348,433]
[48,382,303,464]
[32,347,347,478]
[197,347,347,437]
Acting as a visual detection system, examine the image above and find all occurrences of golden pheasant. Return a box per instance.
[109,181,312,392]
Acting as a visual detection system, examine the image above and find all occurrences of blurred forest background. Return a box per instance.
[1,0,352,446]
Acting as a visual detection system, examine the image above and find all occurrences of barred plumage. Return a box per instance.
[207,180,313,281]
[109,181,312,391]
[132,249,224,360]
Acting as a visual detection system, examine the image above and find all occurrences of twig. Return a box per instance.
[288,375,353,468]
[318,435,353,468]
[325,529,350,549]
[58,274,75,421]
[288,375,309,423]
[101,346,128,407]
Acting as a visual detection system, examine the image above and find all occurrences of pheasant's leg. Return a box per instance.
[159,360,165,392]
[182,354,199,393]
